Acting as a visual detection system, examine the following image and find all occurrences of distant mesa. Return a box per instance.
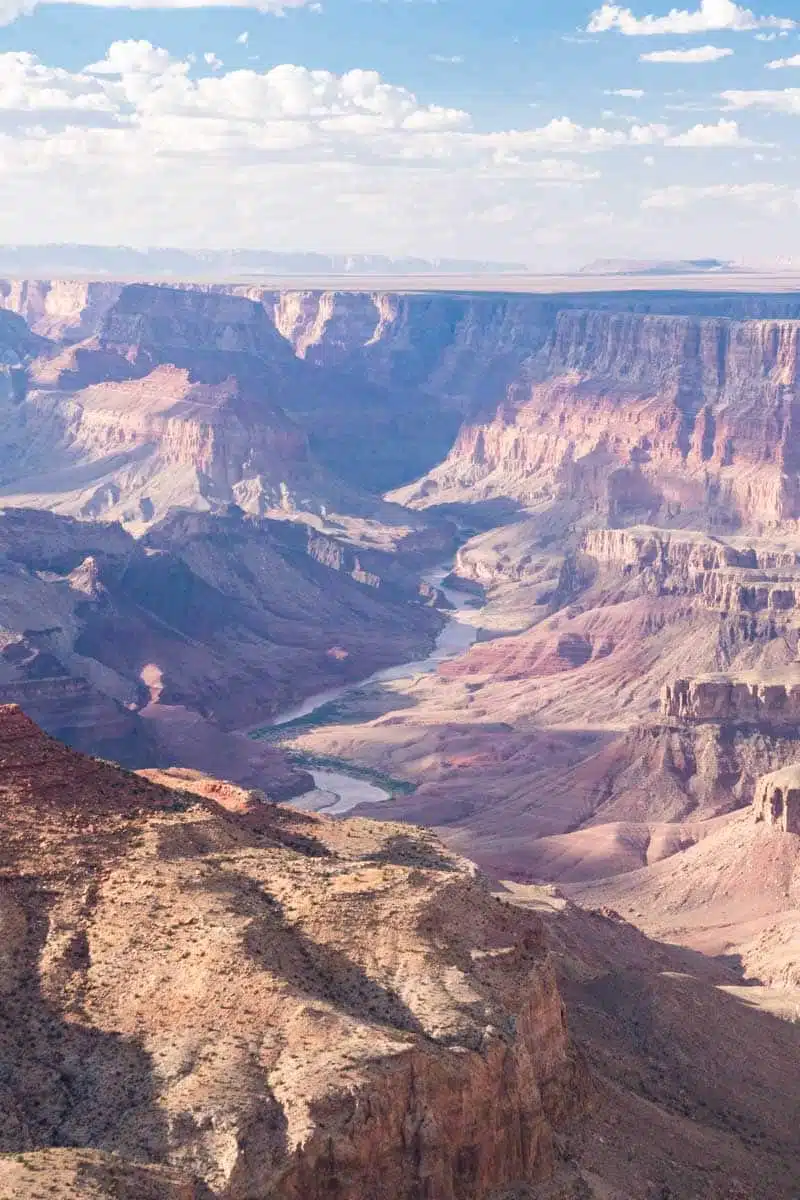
[0,243,528,279]
[578,257,740,277]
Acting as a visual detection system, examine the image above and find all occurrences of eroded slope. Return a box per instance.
[0,706,584,1198]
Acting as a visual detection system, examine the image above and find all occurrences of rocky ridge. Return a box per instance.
[0,705,587,1199]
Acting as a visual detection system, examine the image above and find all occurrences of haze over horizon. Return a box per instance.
[0,0,798,268]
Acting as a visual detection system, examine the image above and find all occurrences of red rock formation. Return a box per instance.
[0,707,587,1198]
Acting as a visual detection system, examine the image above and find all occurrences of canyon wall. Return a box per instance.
[583,526,800,615]
[9,279,800,408]
[0,284,469,513]
[0,278,123,341]
[0,505,442,785]
[662,675,800,725]
[397,309,800,532]
[7,282,800,527]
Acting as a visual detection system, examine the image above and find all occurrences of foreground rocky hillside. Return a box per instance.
[1,707,798,1199]
[0,706,586,1198]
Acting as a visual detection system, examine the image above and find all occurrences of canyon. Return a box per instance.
[0,278,799,1197]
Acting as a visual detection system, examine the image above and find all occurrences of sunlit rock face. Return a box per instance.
[753,764,800,834]
[391,308,800,533]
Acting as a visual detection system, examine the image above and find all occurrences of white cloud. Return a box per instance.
[766,54,800,68]
[0,0,33,23]
[664,117,752,143]
[0,51,117,111]
[722,86,800,112]
[605,88,646,97]
[643,181,796,208]
[236,31,249,44]
[587,1,795,36]
[0,39,789,262]
[204,52,223,71]
[86,40,187,75]
[430,54,464,64]
[641,44,734,61]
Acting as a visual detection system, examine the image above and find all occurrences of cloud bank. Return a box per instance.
[587,1,795,36]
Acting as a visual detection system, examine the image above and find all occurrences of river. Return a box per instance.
[269,565,482,815]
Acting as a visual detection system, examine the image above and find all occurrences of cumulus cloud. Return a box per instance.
[204,52,223,70]
[0,39,782,258]
[236,31,249,44]
[664,117,752,143]
[641,45,733,61]
[605,88,646,97]
[587,0,795,36]
[722,86,800,112]
[0,51,116,111]
[430,54,464,64]
[86,40,185,75]
[766,54,800,69]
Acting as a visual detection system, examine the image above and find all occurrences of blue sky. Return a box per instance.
[0,0,798,266]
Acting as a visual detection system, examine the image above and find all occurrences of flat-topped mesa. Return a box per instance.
[584,526,800,614]
[753,765,800,833]
[662,675,800,725]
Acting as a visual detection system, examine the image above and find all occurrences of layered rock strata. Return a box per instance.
[0,284,457,531]
[662,674,800,725]
[395,310,800,532]
[583,526,800,615]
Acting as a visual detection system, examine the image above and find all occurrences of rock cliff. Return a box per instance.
[10,283,800,524]
[396,309,800,532]
[0,706,586,1199]
[0,283,466,523]
[583,525,800,615]
[753,764,800,834]
[228,289,800,417]
[0,278,123,341]
[662,673,800,724]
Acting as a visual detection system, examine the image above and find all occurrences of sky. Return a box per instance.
[0,0,799,267]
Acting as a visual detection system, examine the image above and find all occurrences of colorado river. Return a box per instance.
[266,564,483,814]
